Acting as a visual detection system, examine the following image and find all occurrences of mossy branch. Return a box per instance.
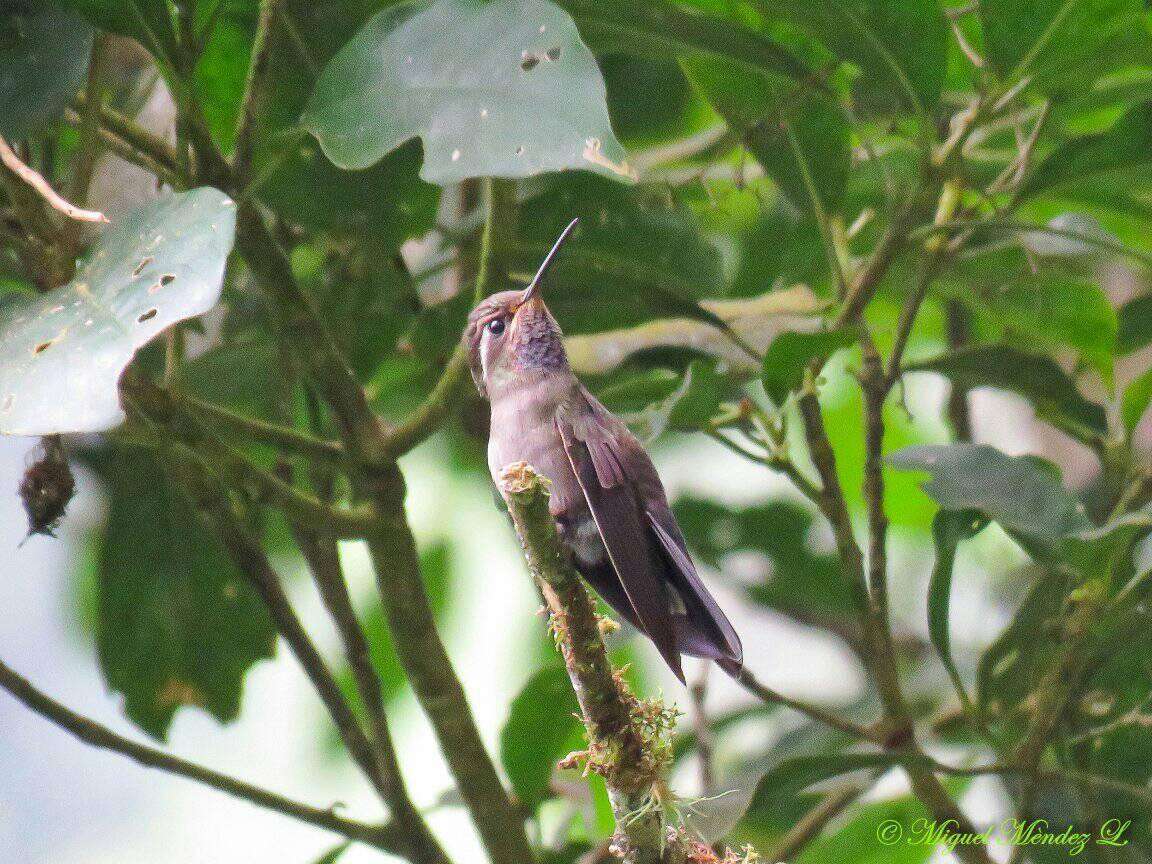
[500,462,679,864]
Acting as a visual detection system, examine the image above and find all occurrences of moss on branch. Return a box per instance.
[500,461,681,864]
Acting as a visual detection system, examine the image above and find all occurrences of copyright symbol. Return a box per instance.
[877,819,903,845]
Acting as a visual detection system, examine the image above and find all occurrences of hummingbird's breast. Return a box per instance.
[487,376,591,526]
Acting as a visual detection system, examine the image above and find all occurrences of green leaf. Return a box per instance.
[0,2,93,139]
[942,275,1116,382]
[928,509,989,708]
[625,360,723,440]
[260,139,439,246]
[87,446,276,740]
[500,664,582,809]
[600,53,710,148]
[1117,293,1152,355]
[979,0,1148,91]
[515,174,726,333]
[773,0,949,114]
[191,4,253,154]
[761,328,855,405]
[1122,368,1152,435]
[304,0,631,183]
[745,752,897,821]
[63,0,179,63]
[889,444,1092,552]
[905,345,1107,441]
[538,844,595,864]
[682,58,850,215]
[557,0,817,85]
[0,189,236,435]
[1022,101,1152,198]
[798,795,936,864]
[976,568,1071,741]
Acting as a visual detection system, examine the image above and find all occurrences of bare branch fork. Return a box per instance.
[501,462,685,864]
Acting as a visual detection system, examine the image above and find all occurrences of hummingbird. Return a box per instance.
[465,218,742,683]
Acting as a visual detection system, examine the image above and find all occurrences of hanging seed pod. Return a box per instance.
[19,436,75,542]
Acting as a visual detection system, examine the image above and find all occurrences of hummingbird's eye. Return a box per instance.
[486,317,506,336]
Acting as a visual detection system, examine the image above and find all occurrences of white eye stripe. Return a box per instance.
[479,328,490,381]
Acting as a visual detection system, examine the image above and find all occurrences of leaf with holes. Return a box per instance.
[0,2,93,139]
[0,188,236,435]
[303,0,631,183]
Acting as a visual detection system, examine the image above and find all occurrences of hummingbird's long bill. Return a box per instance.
[521,216,580,304]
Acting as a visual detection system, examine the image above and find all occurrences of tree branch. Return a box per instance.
[0,135,107,223]
[501,462,678,864]
[763,780,873,862]
[733,667,882,743]
[0,657,402,853]
[121,374,372,538]
[74,96,182,179]
[167,455,401,809]
[280,465,450,864]
[233,0,282,185]
[181,394,346,464]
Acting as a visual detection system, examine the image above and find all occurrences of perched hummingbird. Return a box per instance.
[465,218,742,683]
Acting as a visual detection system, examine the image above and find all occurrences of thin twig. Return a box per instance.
[67,33,111,228]
[0,136,107,223]
[0,657,401,852]
[75,96,182,178]
[734,667,881,743]
[182,394,346,463]
[233,0,283,185]
[763,780,873,862]
[62,108,179,186]
[930,760,1152,808]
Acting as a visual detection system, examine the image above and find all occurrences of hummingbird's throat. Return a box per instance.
[511,303,567,373]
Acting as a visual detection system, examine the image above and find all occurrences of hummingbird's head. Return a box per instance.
[464,219,578,399]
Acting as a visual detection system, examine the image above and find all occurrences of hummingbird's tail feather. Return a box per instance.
[646,510,743,672]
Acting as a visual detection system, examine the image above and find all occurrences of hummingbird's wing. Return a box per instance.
[563,388,743,677]
[554,408,684,682]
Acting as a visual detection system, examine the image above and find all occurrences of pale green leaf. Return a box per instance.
[304,0,631,184]
[0,189,236,435]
